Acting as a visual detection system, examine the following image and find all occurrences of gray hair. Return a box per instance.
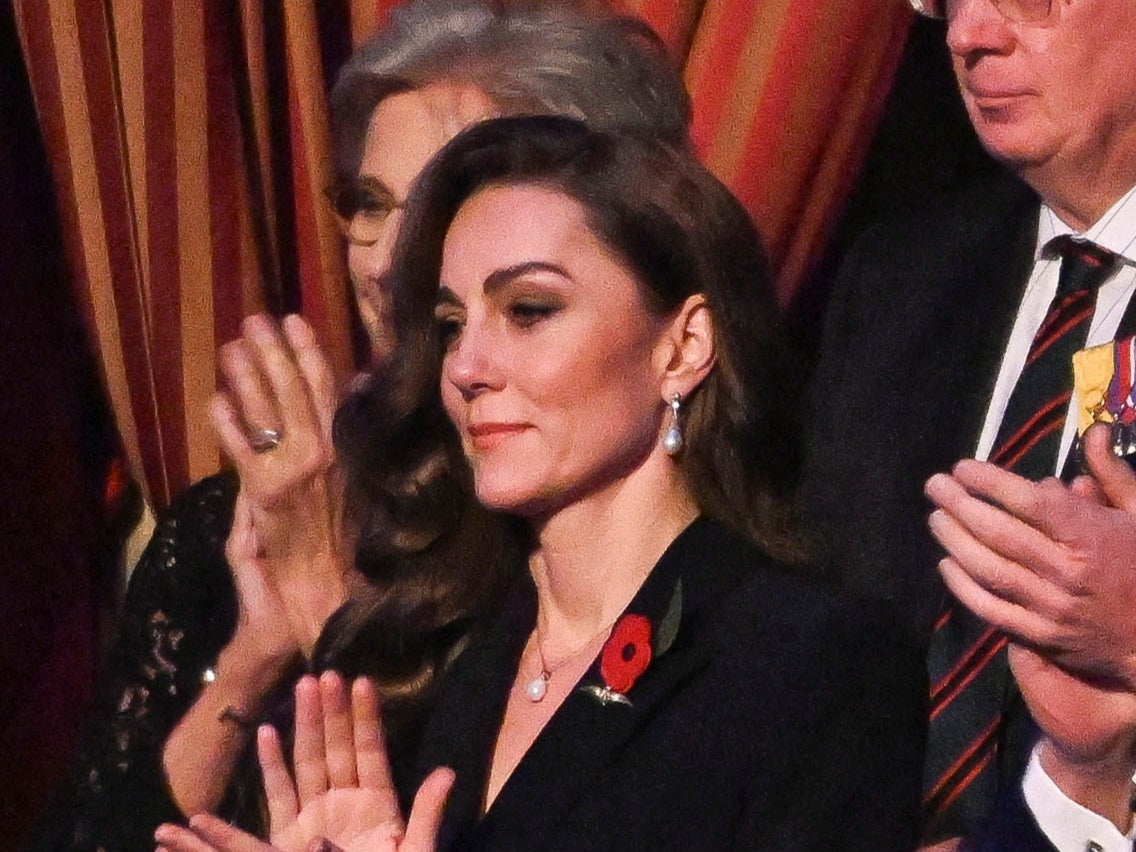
[329,0,691,179]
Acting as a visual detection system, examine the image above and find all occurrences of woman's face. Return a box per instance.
[436,184,673,518]
[348,84,496,357]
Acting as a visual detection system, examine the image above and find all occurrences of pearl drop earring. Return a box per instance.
[663,393,683,456]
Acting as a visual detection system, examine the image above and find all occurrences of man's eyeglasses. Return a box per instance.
[325,176,403,246]
[908,0,1053,23]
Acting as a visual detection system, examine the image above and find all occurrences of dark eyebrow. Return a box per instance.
[483,261,572,294]
[356,175,401,205]
[436,261,572,308]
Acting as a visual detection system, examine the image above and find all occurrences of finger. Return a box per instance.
[925,473,1063,580]
[1083,422,1136,513]
[319,671,358,788]
[154,824,221,852]
[926,508,1044,608]
[243,314,320,440]
[282,315,338,442]
[402,767,456,852]
[352,677,395,793]
[1069,473,1109,505]
[187,814,277,852]
[257,724,299,834]
[949,459,1082,542]
[218,332,281,437]
[209,392,260,471]
[293,675,329,807]
[937,556,1065,648]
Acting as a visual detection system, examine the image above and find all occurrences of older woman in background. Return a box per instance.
[30,3,689,849]
[158,117,926,852]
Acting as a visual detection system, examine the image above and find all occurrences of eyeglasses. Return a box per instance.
[324,176,403,246]
[908,0,1053,23]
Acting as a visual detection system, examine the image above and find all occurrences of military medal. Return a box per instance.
[1072,336,1136,471]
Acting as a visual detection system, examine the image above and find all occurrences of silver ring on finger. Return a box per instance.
[248,427,283,453]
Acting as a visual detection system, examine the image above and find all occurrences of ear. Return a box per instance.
[654,293,716,400]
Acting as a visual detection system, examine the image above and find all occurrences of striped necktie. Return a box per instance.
[921,236,1120,841]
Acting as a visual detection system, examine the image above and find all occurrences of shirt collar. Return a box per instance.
[1037,183,1136,265]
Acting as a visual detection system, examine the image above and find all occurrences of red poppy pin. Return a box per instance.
[580,580,683,707]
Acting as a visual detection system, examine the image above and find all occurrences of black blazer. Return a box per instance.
[404,519,927,851]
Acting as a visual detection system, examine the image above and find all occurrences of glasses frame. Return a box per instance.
[323,176,403,247]
[908,0,1054,23]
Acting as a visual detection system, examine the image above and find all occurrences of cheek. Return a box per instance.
[533,333,660,444]
[440,376,463,427]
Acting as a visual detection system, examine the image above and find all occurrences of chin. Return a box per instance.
[472,478,564,520]
[968,107,1056,172]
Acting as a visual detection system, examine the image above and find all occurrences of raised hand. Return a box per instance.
[924,424,1136,687]
[224,491,299,664]
[156,674,453,852]
[210,314,356,656]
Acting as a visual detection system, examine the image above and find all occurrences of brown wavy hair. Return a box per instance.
[325,118,806,733]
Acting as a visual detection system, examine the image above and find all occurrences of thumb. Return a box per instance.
[401,767,455,851]
[1082,422,1136,512]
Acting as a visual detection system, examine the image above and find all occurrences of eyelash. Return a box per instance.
[433,297,562,347]
[435,316,462,349]
[508,300,560,327]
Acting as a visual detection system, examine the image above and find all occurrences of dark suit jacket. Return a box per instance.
[804,173,1043,642]
[403,518,927,851]
[802,170,1136,845]
[962,787,1059,852]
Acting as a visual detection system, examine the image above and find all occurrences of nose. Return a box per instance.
[443,320,503,402]
[946,0,1016,60]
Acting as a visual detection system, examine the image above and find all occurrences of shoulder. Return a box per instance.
[681,521,925,728]
[121,471,239,619]
[678,521,923,691]
[719,543,919,681]
[846,170,1037,268]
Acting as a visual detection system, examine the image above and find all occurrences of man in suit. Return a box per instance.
[804,0,1136,848]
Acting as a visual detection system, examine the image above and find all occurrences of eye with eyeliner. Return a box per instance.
[507,298,562,327]
[433,305,464,348]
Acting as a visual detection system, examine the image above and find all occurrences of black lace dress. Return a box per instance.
[27,473,276,851]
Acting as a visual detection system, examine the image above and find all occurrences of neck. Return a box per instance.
[525,454,698,653]
[1019,144,1136,232]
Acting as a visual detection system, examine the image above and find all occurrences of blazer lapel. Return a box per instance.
[461,519,750,850]
[415,580,534,849]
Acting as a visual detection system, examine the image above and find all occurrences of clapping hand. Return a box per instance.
[211,314,357,657]
[925,425,1136,826]
[155,673,453,852]
[924,423,1136,687]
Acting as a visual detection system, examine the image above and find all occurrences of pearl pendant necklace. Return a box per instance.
[524,620,615,704]
[525,670,550,703]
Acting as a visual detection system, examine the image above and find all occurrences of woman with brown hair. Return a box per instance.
[158,116,925,852]
[31,4,691,849]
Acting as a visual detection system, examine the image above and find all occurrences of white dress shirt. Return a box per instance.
[1023,745,1136,852]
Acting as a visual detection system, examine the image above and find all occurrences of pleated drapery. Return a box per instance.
[15,0,911,509]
